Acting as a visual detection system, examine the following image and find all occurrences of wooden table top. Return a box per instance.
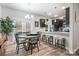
[18,35,38,38]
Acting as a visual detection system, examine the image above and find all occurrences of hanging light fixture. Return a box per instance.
[25,3,34,19]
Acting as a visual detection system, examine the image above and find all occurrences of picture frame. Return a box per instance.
[40,19,46,27]
[35,21,39,27]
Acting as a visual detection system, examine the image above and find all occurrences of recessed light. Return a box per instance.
[62,6,66,10]
[25,14,29,18]
[31,15,34,18]
[54,15,58,17]
[48,13,52,15]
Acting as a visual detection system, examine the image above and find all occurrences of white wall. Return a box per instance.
[0,5,2,38]
[0,6,50,42]
[31,16,47,33]
[31,16,52,33]
[69,3,79,54]
[0,5,1,18]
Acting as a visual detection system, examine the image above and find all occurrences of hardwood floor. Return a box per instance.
[5,41,78,56]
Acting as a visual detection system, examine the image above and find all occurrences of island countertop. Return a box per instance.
[42,32,69,36]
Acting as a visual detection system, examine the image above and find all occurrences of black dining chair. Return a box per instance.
[48,36,53,45]
[28,36,39,54]
[15,33,27,54]
[22,32,30,35]
[37,32,42,45]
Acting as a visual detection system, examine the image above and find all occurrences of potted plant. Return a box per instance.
[0,16,15,40]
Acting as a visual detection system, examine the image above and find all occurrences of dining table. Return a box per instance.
[17,33,39,51]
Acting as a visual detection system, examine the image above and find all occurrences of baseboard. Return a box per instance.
[73,47,79,53]
[65,47,74,54]
[65,47,79,54]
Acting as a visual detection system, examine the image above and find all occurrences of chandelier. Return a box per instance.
[25,14,34,19]
[25,3,34,20]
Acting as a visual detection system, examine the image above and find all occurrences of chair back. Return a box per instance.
[15,33,19,45]
[48,36,53,40]
[29,36,39,44]
[15,32,27,45]
[62,38,66,44]
[22,32,30,35]
[42,35,47,40]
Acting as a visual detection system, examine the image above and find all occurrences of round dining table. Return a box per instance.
[17,34,39,51]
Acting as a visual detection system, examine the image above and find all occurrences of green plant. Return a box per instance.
[0,16,15,40]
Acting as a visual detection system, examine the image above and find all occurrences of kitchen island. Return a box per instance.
[42,32,69,50]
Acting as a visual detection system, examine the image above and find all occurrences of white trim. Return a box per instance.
[73,47,79,53]
[65,47,74,54]
[66,47,79,54]
[68,48,74,54]
[69,50,74,54]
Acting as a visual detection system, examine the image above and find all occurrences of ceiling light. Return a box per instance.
[62,6,66,10]
[25,14,34,19]
[25,14,29,18]
[54,15,58,17]
[48,13,52,15]
[31,15,34,18]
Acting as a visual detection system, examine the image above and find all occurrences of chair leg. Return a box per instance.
[37,44,39,52]
[23,43,27,51]
[39,40,40,45]
[55,39,56,47]
[51,40,53,44]
[16,46,19,54]
[57,40,59,48]
[48,39,49,43]
[30,45,33,55]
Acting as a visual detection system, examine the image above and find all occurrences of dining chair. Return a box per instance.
[37,32,41,45]
[28,36,39,55]
[22,32,30,35]
[15,33,27,54]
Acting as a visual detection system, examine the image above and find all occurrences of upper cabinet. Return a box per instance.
[65,7,70,25]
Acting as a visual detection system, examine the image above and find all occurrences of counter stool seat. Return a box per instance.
[42,35,48,42]
[48,36,53,45]
[55,37,66,49]
[55,37,60,47]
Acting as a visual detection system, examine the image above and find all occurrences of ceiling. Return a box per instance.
[0,3,70,18]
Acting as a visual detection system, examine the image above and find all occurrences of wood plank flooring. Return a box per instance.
[5,41,78,56]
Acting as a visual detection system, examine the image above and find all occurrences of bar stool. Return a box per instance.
[55,37,60,47]
[48,36,53,45]
[55,37,66,49]
[42,35,47,42]
[61,38,66,49]
[57,38,66,49]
